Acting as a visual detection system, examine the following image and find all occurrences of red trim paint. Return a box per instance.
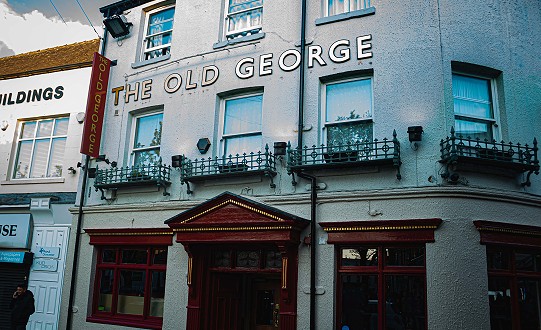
[474,220,541,248]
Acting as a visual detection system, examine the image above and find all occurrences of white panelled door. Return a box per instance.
[27,226,70,330]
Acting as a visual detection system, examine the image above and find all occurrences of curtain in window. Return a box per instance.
[328,0,368,16]
[133,113,163,167]
[145,7,174,59]
[224,95,262,155]
[227,0,262,36]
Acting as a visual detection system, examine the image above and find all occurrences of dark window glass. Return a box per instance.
[265,250,282,269]
[98,269,114,312]
[255,289,275,325]
[237,250,260,268]
[117,270,146,315]
[150,271,166,317]
[515,252,541,272]
[102,249,116,263]
[340,274,378,330]
[213,250,231,267]
[341,248,378,267]
[518,279,541,330]
[153,248,168,265]
[385,275,425,330]
[385,247,425,266]
[488,277,512,330]
[121,249,148,264]
[486,248,510,270]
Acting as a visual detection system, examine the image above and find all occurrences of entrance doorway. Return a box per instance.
[209,273,281,330]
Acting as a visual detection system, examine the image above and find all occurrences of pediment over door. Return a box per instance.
[165,191,310,244]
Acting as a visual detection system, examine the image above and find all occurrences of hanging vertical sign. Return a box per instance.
[80,52,112,157]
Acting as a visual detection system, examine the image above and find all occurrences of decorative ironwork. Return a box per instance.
[94,158,171,199]
[286,130,402,184]
[439,127,539,186]
[179,144,277,194]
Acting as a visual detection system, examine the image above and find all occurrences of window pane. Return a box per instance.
[36,119,53,137]
[21,121,36,139]
[488,277,512,330]
[53,117,69,135]
[47,138,66,177]
[224,95,262,135]
[385,275,425,330]
[30,139,50,178]
[121,249,148,264]
[515,252,541,272]
[486,248,510,270]
[98,269,114,312]
[326,79,372,124]
[385,246,425,267]
[117,270,146,315]
[153,248,168,265]
[328,0,346,16]
[265,250,282,269]
[224,134,262,156]
[453,75,492,117]
[341,248,378,267]
[148,8,174,33]
[454,118,492,140]
[102,249,116,263]
[13,141,32,178]
[134,113,163,150]
[133,148,161,167]
[150,271,167,317]
[518,279,541,330]
[340,274,378,330]
[237,250,260,268]
[213,250,231,267]
[327,121,373,145]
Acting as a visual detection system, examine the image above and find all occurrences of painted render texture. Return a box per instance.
[60,0,541,329]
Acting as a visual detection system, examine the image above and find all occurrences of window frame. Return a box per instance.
[140,5,175,63]
[11,116,69,180]
[89,245,168,329]
[218,92,263,156]
[452,72,501,141]
[129,111,164,167]
[324,0,372,17]
[321,76,374,146]
[223,0,263,40]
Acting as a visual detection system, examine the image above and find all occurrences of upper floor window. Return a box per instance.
[142,6,175,61]
[225,0,263,40]
[323,77,373,146]
[221,93,263,156]
[326,0,371,17]
[12,117,69,179]
[131,112,163,167]
[452,74,499,141]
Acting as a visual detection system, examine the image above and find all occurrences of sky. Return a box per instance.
[0,0,116,58]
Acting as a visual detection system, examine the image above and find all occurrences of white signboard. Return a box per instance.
[0,214,32,249]
[35,246,61,259]
[32,258,58,272]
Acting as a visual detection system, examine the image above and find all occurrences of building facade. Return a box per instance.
[0,39,99,329]
[62,0,540,329]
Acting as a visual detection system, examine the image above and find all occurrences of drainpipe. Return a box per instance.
[66,24,108,330]
[296,0,318,329]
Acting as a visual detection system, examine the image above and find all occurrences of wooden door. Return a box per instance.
[251,278,281,330]
[209,273,242,330]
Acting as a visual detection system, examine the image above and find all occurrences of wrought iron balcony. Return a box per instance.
[287,130,402,183]
[94,159,171,199]
[179,144,277,194]
[440,127,539,186]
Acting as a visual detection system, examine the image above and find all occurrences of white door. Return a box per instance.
[27,226,70,330]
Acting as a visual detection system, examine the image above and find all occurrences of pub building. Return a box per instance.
[0,39,100,329]
[61,0,540,329]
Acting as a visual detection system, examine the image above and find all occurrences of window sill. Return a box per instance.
[315,7,375,26]
[213,32,265,49]
[131,53,171,69]
[87,315,162,330]
[1,178,65,185]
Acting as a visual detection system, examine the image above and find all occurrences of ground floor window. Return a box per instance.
[337,245,427,330]
[486,246,541,330]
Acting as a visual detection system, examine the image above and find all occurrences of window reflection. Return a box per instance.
[117,270,146,315]
[98,269,114,312]
[340,275,378,329]
[341,248,378,267]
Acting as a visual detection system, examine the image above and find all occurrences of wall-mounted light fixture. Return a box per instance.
[76,112,85,124]
[103,14,132,38]
[273,142,287,156]
[197,138,211,154]
[96,154,117,167]
[407,126,424,142]
[1,120,8,131]
[171,155,182,168]
[67,167,77,174]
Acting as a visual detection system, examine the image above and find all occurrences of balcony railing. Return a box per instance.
[440,127,539,186]
[94,159,172,199]
[179,144,277,194]
[287,130,402,183]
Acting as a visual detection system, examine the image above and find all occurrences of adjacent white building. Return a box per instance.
[61,1,540,329]
[0,39,99,329]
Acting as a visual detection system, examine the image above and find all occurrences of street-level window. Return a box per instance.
[141,6,175,61]
[452,73,499,141]
[225,0,263,40]
[131,112,163,167]
[338,245,427,330]
[222,93,263,156]
[486,246,541,330]
[12,116,69,179]
[323,77,373,146]
[92,246,167,326]
[325,0,372,17]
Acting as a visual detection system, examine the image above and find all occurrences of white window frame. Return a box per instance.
[11,116,69,179]
[223,0,263,40]
[452,72,501,141]
[129,112,164,167]
[321,77,374,146]
[324,0,372,17]
[219,93,263,157]
[140,5,175,62]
